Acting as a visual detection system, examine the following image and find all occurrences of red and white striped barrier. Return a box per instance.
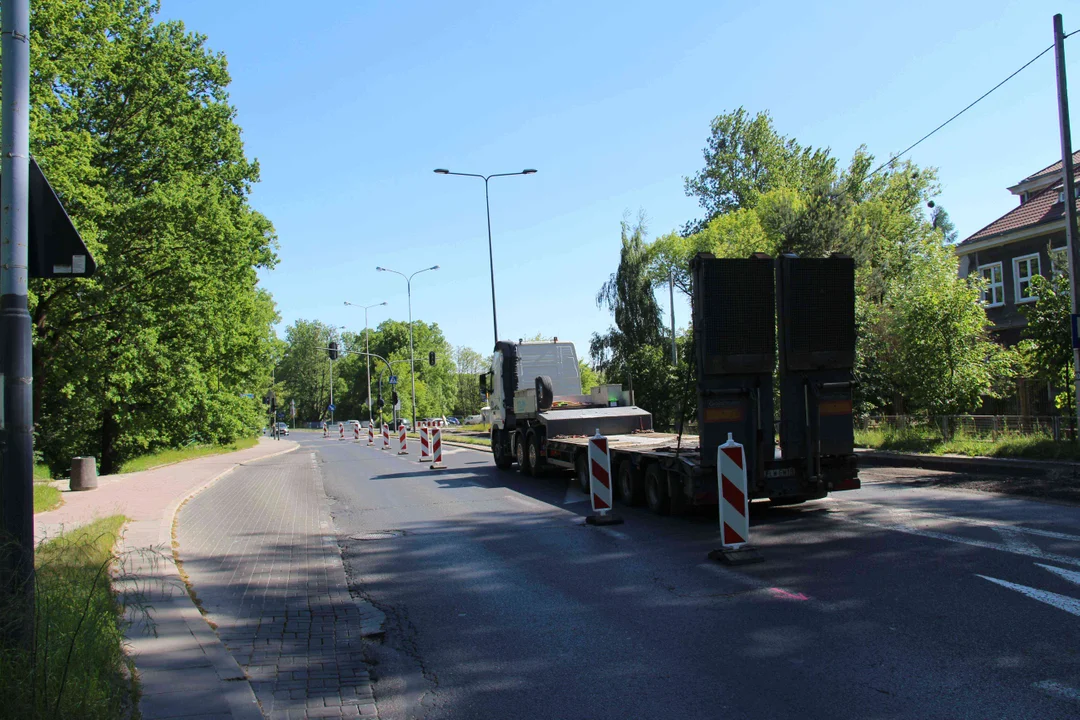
[398,424,408,455]
[381,423,390,450]
[585,429,623,525]
[419,424,432,462]
[430,427,446,469]
[354,423,361,441]
[718,433,749,547]
[339,422,345,440]
[709,433,761,564]
[322,423,328,438]
[368,423,375,446]
[589,431,613,514]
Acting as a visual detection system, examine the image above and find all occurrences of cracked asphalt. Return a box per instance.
[307,433,1080,719]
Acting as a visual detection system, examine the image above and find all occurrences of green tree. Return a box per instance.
[276,321,343,423]
[24,0,278,473]
[1021,272,1075,415]
[453,346,486,416]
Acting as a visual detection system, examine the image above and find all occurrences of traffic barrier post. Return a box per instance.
[382,423,390,450]
[398,424,408,455]
[368,423,375,446]
[354,423,361,441]
[586,429,622,526]
[339,422,344,440]
[708,433,763,565]
[430,426,446,469]
[419,423,432,462]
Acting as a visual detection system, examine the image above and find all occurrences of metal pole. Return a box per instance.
[669,270,677,365]
[1054,13,1080,442]
[329,357,334,425]
[365,307,372,425]
[0,0,33,650]
[485,178,499,344]
[408,278,417,431]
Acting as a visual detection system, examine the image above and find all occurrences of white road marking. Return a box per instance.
[834,498,1080,543]
[1037,563,1080,587]
[976,575,1080,618]
[596,527,629,540]
[563,483,587,505]
[996,526,1043,555]
[1034,680,1080,703]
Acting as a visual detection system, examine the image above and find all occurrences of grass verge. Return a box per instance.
[0,515,137,719]
[118,436,259,475]
[33,484,62,514]
[855,426,1080,461]
[33,464,51,481]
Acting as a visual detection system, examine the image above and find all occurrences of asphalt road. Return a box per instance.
[299,433,1080,720]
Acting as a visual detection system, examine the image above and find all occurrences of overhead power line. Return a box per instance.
[870,40,1062,177]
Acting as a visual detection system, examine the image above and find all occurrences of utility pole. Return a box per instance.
[0,0,34,650]
[669,270,678,365]
[1054,13,1080,441]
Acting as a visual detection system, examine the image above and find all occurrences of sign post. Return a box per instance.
[585,430,623,526]
[709,433,763,565]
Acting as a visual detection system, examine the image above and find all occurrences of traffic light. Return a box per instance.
[377,396,385,408]
[428,351,436,367]
[328,342,339,360]
[391,391,399,406]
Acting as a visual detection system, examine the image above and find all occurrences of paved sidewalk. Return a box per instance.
[37,437,299,720]
[175,448,382,719]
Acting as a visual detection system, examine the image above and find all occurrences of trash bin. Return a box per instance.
[70,456,98,491]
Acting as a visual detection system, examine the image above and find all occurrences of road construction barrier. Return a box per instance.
[322,423,328,438]
[339,422,344,440]
[419,424,432,462]
[430,427,446,469]
[354,423,361,441]
[398,424,408,455]
[382,423,390,450]
[368,423,375,446]
[589,430,613,515]
[718,433,749,547]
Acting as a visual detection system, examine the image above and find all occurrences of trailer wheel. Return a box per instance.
[645,464,670,516]
[617,460,645,506]
[576,452,590,494]
[515,431,532,475]
[526,431,544,477]
[492,428,513,471]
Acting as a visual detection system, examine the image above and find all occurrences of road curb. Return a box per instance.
[856,449,1078,477]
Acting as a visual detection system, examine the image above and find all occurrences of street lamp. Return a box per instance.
[344,300,387,425]
[376,265,439,432]
[434,167,536,344]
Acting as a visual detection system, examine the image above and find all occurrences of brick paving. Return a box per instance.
[176,449,382,719]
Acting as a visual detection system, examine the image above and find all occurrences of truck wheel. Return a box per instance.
[576,452,590,494]
[617,460,644,506]
[492,428,513,471]
[515,431,532,475]
[535,375,554,410]
[527,431,544,477]
[645,464,670,516]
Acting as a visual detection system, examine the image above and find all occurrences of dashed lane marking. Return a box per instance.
[976,574,1080,618]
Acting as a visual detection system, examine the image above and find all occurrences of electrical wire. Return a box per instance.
[870,42,1057,177]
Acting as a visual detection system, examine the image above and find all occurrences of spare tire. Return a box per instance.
[535,375,554,410]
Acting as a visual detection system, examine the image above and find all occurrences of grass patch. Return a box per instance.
[855,426,1080,461]
[456,423,489,433]
[33,464,52,481]
[118,436,259,475]
[441,434,490,447]
[0,515,137,719]
[33,484,62,514]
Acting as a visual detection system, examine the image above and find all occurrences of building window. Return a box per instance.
[978,262,1004,307]
[1013,253,1040,303]
[1050,246,1070,274]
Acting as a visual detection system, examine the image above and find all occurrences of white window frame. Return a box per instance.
[1050,246,1069,275]
[1013,253,1041,304]
[977,262,1004,308]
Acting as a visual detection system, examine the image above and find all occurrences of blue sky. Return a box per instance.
[161,0,1080,360]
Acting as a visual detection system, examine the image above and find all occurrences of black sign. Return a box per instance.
[0,158,97,279]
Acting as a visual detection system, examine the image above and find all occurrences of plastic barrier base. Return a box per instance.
[708,546,764,565]
[585,513,624,526]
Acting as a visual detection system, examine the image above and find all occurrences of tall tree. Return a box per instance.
[24,0,278,473]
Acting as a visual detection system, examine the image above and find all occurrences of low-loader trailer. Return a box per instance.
[482,253,860,514]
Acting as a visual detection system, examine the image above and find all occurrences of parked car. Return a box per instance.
[395,419,411,431]
[463,414,483,425]
[275,422,289,437]
[446,417,460,425]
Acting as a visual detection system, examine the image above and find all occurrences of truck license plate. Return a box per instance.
[765,467,796,479]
